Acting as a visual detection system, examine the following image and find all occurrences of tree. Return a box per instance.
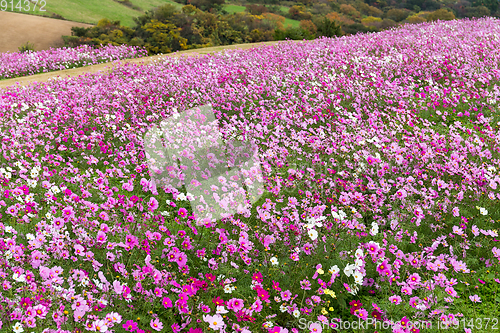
[142,19,188,54]
[385,8,410,21]
[326,11,355,25]
[315,17,342,37]
[357,3,384,17]
[342,23,379,35]
[466,5,491,17]
[472,0,498,13]
[262,12,285,30]
[273,26,315,40]
[288,5,312,20]
[246,4,268,15]
[361,16,383,28]
[406,15,427,23]
[300,20,317,34]
[426,8,456,21]
[340,4,362,19]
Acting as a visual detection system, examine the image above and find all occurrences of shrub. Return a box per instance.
[340,4,362,19]
[273,26,315,40]
[315,16,343,37]
[427,8,456,21]
[385,8,410,22]
[406,14,427,24]
[299,19,317,34]
[18,41,35,53]
[361,16,383,28]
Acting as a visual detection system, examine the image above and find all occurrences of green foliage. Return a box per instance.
[342,22,380,35]
[427,8,456,21]
[315,17,342,38]
[141,19,188,53]
[18,41,35,53]
[385,8,410,21]
[472,0,498,14]
[273,26,315,40]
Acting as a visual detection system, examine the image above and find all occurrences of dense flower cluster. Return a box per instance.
[0,17,499,333]
[0,45,148,80]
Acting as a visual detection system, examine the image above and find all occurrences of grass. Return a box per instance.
[284,17,300,28]
[223,4,247,13]
[4,0,299,28]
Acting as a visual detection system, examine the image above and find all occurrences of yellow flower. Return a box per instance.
[329,307,334,311]
[317,268,324,275]
[321,307,328,315]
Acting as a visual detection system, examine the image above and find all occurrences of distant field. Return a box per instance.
[0,11,93,53]
[223,4,246,13]
[2,0,299,28]
[284,17,300,27]
[222,3,300,27]
[2,0,183,27]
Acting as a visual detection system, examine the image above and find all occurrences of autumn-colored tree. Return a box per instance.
[142,19,188,54]
[340,4,362,19]
[326,11,355,25]
[262,12,285,30]
[299,20,317,34]
[406,15,427,23]
[426,8,456,21]
[357,2,384,17]
[288,5,312,20]
[246,4,268,15]
[361,16,383,28]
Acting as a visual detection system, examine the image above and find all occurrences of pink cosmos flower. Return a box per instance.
[203,314,225,330]
[309,322,323,333]
[469,295,481,303]
[178,207,188,217]
[389,295,402,305]
[227,298,244,312]
[150,318,163,331]
[148,197,159,211]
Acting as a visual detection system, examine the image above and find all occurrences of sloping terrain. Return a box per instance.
[0,11,93,53]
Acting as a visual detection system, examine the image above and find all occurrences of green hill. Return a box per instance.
[5,0,300,27]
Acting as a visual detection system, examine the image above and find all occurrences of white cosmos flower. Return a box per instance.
[308,229,318,241]
[353,270,364,285]
[344,264,355,277]
[216,305,228,314]
[329,265,340,275]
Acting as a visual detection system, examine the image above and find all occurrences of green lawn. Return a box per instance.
[284,17,300,28]
[223,4,247,13]
[5,0,183,27]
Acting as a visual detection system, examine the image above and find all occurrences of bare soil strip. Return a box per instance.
[0,11,93,53]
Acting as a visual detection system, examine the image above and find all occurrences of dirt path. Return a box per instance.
[0,41,286,90]
[0,11,93,53]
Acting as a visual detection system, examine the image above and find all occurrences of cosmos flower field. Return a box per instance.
[0,45,147,80]
[0,17,500,333]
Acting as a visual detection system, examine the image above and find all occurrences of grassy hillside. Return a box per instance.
[4,0,301,28]
[4,0,183,26]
